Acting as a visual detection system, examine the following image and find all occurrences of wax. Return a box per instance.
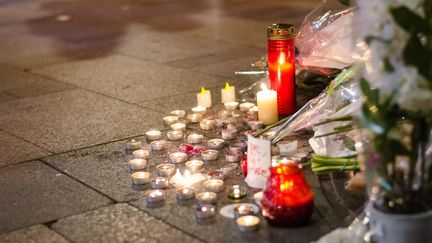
[197,87,212,108]
[257,84,278,125]
[221,82,236,103]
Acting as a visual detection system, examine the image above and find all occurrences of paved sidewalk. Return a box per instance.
[0,0,343,242]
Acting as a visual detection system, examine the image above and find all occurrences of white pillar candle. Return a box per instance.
[221,82,236,103]
[257,83,278,125]
[197,87,212,108]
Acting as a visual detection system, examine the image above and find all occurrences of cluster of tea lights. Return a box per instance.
[123,82,267,232]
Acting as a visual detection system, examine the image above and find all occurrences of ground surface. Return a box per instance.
[0,0,348,242]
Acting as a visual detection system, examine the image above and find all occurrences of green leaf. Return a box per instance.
[403,34,432,79]
[390,6,430,34]
[338,0,350,6]
[360,78,372,99]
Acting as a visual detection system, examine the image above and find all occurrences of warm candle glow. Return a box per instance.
[225,82,230,90]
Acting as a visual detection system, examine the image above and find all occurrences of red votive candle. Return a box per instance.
[267,23,296,115]
[261,160,313,227]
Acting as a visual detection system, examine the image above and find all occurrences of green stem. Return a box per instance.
[254,116,291,137]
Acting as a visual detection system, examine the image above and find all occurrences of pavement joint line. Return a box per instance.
[0,127,55,153]
[37,158,118,204]
[126,202,207,243]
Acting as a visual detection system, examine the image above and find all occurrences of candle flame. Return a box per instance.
[278,53,285,65]
[201,87,207,94]
[225,82,231,90]
[260,83,268,91]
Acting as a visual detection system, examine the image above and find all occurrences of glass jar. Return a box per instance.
[261,160,313,227]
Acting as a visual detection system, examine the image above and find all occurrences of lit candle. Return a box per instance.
[233,204,255,218]
[196,191,217,205]
[150,140,167,151]
[171,122,186,131]
[146,189,165,204]
[131,171,150,185]
[187,134,204,144]
[128,159,147,170]
[125,139,141,150]
[201,149,219,161]
[199,119,215,131]
[145,130,162,141]
[239,102,255,112]
[156,163,176,177]
[221,82,236,103]
[163,116,179,126]
[176,187,196,200]
[225,151,242,163]
[236,215,260,232]
[185,160,204,172]
[221,129,237,140]
[150,177,169,189]
[207,139,225,150]
[195,204,216,220]
[170,110,186,119]
[191,106,207,115]
[229,142,247,153]
[132,149,149,159]
[169,152,188,164]
[228,185,248,200]
[249,106,258,115]
[257,83,278,125]
[167,130,184,141]
[187,113,203,124]
[196,87,212,108]
[224,101,239,111]
[203,179,224,193]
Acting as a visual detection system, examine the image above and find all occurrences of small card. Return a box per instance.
[245,135,271,189]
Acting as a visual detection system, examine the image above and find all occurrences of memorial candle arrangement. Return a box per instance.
[267,23,296,115]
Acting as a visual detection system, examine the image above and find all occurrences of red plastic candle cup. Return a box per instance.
[267,23,296,115]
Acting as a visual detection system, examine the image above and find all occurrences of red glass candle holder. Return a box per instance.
[261,160,313,227]
[267,23,296,115]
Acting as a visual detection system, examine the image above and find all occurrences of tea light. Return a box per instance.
[199,119,215,131]
[224,101,239,111]
[169,152,188,164]
[197,87,212,108]
[239,102,255,112]
[146,189,165,204]
[248,121,263,130]
[170,110,186,119]
[187,134,204,144]
[195,204,216,220]
[201,149,219,161]
[233,204,255,218]
[150,140,167,151]
[226,151,241,162]
[221,163,238,176]
[125,139,141,150]
[249,106,258,115]
[229,142,247,153]
[145,130,162,141]
[221,82,236,103]
[203,179,224,193]
[176,187,196,200]
[191,106,207,115]
[128,159,147,170]
[167,130,184,141]
[131,171,150,185]
[187,113,203,123]
[215,119,225,128]
[185,160,204,172]
[156,163,176,177]
[236,215,260,232]
[221,129,237,140]
[163,116,179,126]
[171,122,186,131]
[196,191,217,205]
[228,185,248,200]
[207,170,224,180]
[133,149,149,159]
[150,177,169,189]
[207,139,225,150]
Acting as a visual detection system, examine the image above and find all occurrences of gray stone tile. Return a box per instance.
[52,203,202,243]
[0,224,69,243]
[33,55,225,103]
[0,91,16,103]
[0,161,112,234]
[191,56,263,79]
[0,89,160,153]
[0,130,51,168]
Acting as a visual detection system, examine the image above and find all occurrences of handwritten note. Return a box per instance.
[245,135,271,189]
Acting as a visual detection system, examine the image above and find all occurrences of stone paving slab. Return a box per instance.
[52,203,202,243]
[0,130,51,168]
[0,89,160,153]
[0,91,16,103]
[0,161,112,234]
[191,56,263,79]
[0,224,70,243]
[33,55,225,103]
